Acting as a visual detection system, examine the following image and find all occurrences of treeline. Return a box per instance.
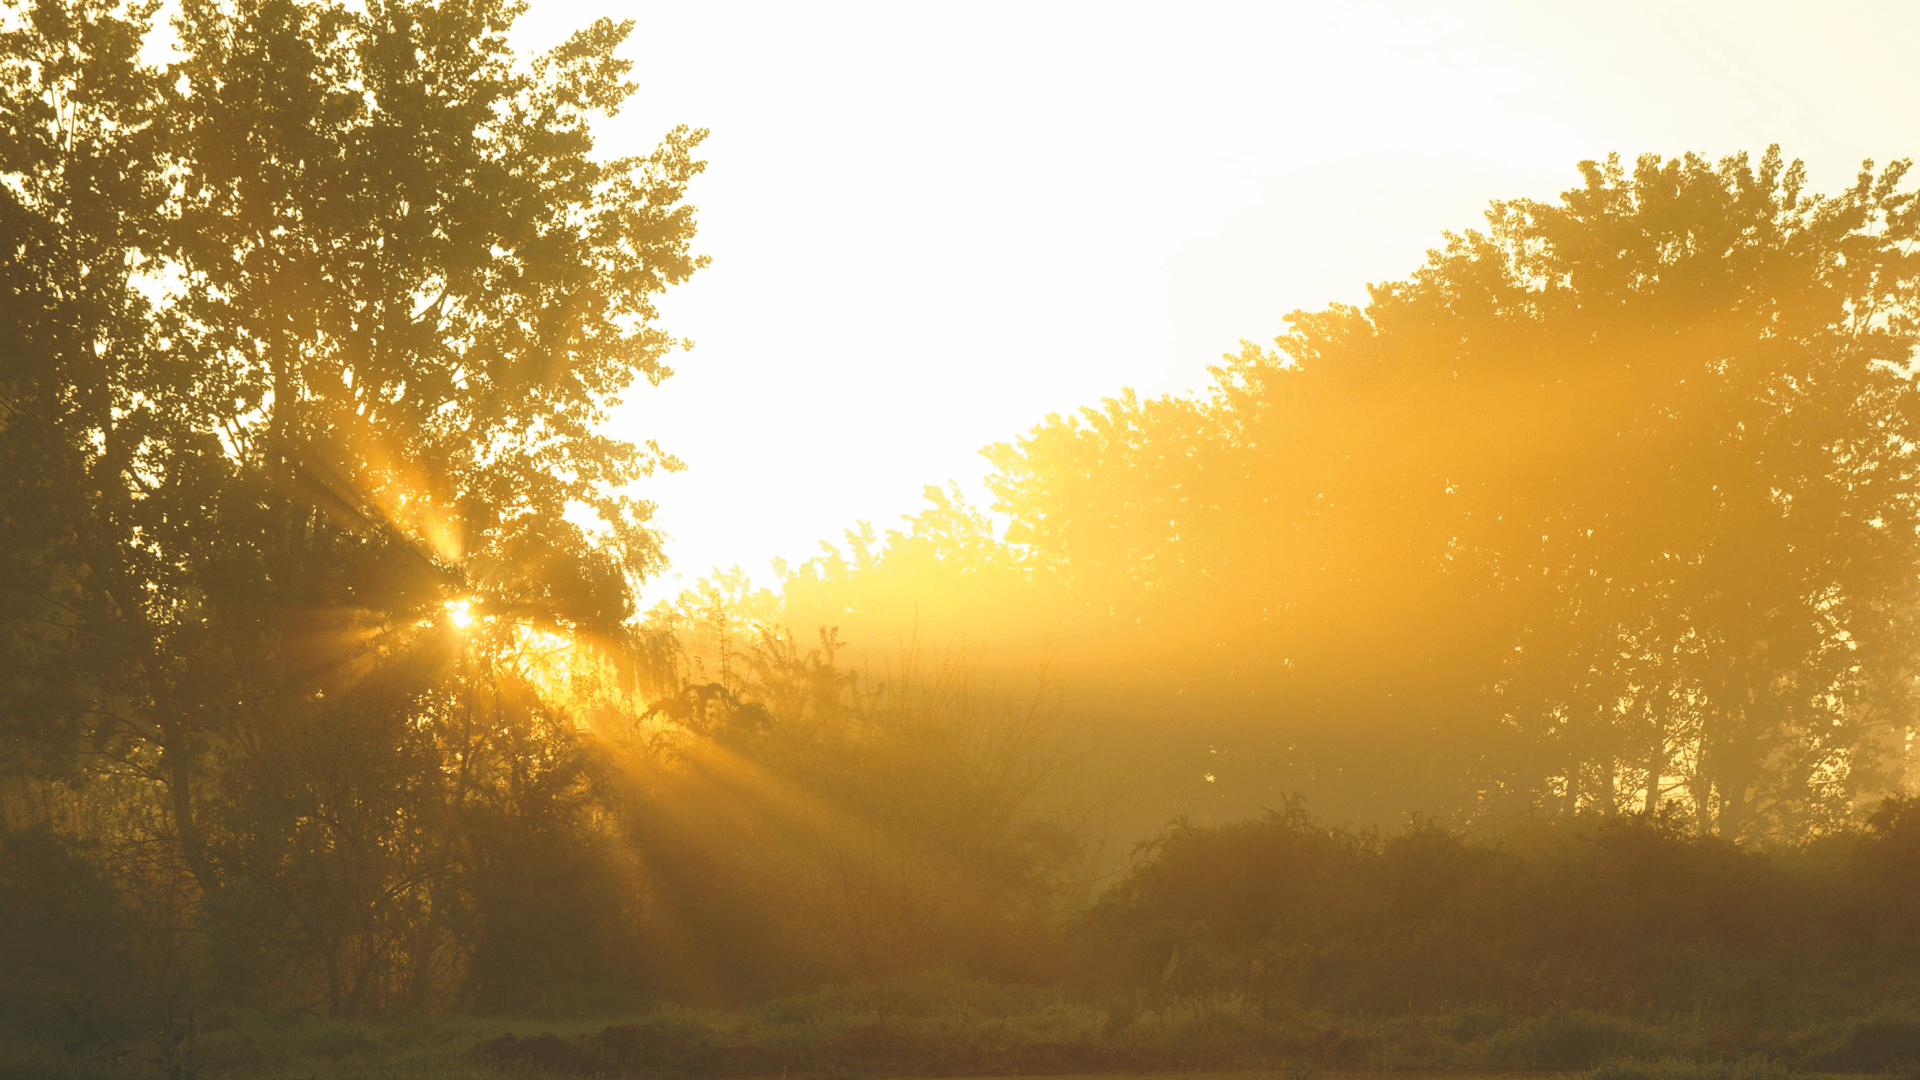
[724,146,1920,841]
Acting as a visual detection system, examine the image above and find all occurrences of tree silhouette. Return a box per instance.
[1,0,703,1012]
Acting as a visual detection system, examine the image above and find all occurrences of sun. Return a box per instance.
[446,598,475,628]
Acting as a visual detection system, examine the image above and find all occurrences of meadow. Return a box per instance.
[5,974,1914,1080]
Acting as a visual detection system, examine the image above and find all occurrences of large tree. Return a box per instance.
[1,0,704,1011]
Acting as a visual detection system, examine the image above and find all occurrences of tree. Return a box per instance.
[1434,149,1920,836]
[1,0,706,1011]
[0,0,173,781]
[756,148,1920,839]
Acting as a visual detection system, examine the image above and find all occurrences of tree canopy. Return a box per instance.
[766,147,1920,841]
[2,1,1080,1015]
[2,0,706,1013]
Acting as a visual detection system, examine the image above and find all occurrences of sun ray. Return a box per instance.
[446,597,475,629]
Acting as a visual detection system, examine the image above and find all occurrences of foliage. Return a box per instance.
[601,620,1092,1001]
[0,826,135,1035]
[0,0,702,1015]
[761,147,1920,840]
[1079,800,1920,1020]
[0,981,1887,1079]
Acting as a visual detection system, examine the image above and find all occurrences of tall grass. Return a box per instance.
[9,975,1910,1080]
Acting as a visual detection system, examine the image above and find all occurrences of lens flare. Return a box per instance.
[446,598,474,628]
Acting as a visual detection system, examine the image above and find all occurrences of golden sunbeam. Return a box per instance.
[446,597,475,629]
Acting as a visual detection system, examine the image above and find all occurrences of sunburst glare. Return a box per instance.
[446,598,475,629]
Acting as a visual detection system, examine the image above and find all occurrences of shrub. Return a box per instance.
[1820,1013,1920,1070]
[0,827,136,1041]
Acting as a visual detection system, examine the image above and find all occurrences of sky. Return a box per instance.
[505,0,1920,606]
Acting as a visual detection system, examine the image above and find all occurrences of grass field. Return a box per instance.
[2,978,1908,1080]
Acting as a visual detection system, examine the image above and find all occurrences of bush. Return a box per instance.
[0,827,136,1042]
[1080,808,1869,1015]
[1816,1013,1920,1069]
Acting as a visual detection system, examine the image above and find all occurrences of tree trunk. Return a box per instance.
[1644,739,1664,816]
[163,723,216,892]
[1719,772,1749,841]
[1690,752,1714,835]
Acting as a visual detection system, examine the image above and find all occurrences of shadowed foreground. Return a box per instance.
[10,984,1920,1080]
[480,1022,1157,1077]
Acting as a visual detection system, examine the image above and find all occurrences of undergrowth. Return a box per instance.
[7,974,1920,1080]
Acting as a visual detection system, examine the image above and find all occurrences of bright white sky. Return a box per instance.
[506,0,1920,606]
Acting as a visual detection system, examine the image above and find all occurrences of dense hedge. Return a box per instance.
[1079,800,1920,1017]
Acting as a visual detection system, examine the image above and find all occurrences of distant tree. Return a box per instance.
[1012,149,1920,836]
[1426,149,1920,836]
[761,148,1920,839]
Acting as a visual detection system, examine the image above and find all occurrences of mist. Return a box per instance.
[7,1,1920,1076]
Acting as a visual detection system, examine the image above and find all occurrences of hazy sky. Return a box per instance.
[506,0,1920,605]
